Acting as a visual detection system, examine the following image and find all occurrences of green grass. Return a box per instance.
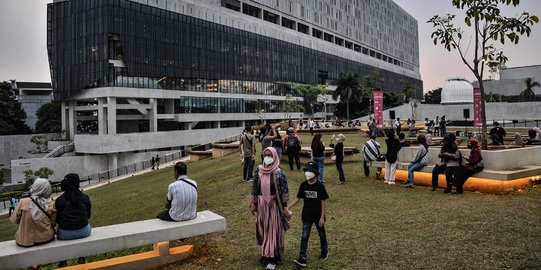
[1,132,540,269]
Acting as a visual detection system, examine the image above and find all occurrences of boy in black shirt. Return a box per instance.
[287,161,329,267]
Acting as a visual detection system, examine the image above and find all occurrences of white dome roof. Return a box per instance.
[441,78,473,104]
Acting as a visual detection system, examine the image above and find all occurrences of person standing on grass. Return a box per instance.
[310,133,325,183]
[330,134,346,184]
[240,125,256,182]
[282,127,302,171]
[452,139,483,194]
[55,173,92,267]
[405,134,429,188]
[260,125,276,164]
[431,134,460,192]
[250,147,289,270]
[151,156,156,170]
[384,130,401,185]
[157,162,197,221]
[272,125,284,160]
[363,135,381,177]
[288,161,329,268]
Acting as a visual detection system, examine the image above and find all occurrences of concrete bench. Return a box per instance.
[190,150,213,161]
[212,142,240,158]
[0,210,226,270]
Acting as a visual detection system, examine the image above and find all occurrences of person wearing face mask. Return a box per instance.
[287,161,329,267]
[451,139,483,194]
[250,147,289,270]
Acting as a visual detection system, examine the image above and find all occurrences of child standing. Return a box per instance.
[287,161,329,267]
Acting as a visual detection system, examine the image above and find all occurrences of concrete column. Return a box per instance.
[107,97,117,135]
[98,98,106,135]
[108,153,118,178]
[68,101,76,140]
[61,102,67,139]
[149,98,158,132]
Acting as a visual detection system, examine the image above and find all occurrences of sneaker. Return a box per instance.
[338,181,345,185]
[432,187,437,191]
[320,250,329,260]
[387,181,395,185]
[294,257,307,267]
[384,180,389,184]
[246,178,253,183]
[266,263,276,270]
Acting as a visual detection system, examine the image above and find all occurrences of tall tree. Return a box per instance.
[332,72,363,120]
[0,81,32,135]
[290,83,327,115]
[520,77,539,102]
[399,79,418,103]
[428,0,538,148]
[35,101,62,134]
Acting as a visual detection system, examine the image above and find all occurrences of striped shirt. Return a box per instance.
[167,175,198,221]
[363,139,381,161]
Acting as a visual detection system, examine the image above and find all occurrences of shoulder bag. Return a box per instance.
[30,197,56,234]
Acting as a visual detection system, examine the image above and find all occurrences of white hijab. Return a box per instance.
[29,178,52,222]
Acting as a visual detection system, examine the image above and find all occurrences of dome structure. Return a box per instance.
[441,78,473,104]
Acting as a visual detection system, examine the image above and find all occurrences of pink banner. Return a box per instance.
[373,90,384,128]
[473,88,482,127]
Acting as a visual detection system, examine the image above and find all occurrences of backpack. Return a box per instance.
[287,135,298,148]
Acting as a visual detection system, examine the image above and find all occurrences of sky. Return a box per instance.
[0,0,540,93]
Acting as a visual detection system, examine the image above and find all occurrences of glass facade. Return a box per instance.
[47,0,422,101]
[178,96,292,114]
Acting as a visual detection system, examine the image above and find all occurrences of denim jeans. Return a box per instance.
[407,163,426,185]
[57,224,92,240]
[299,220,328,259]
[243,156,254,180]
[312,156,325,182]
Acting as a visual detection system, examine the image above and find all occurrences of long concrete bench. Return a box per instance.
[212,142,240,158]
[190,150,213,161]
[0,210,226,270]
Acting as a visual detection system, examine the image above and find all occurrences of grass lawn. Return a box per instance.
[1,132,540,269]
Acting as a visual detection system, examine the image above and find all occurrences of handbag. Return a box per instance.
[271,173,291,231]
[473,161,484,170]
[331,153,336,161]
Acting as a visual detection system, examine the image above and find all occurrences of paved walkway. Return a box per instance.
[0,157,189,218]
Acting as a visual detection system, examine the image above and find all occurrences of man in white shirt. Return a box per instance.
[157,162,198,221]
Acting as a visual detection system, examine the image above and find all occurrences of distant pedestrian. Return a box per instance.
[440,116,447,136]
[394,118,402,135]
[240,125,256,182]
[363,135,381,177]
[331,134,346,184]
[489,122,506,145]
[283,127,302,171]
[426,131,433,145]
[272,125,283,160]
[309,119,315,136]
[260,125,276,164]
[434,116,440,136]
[405,134,429,188]
[384,130,401,185]
[424,118,431,134]
[288,161,329,268]
[155,155,161,170]
[151,156,156,170]
[9,196,17,217]
[310,134,325,183]
[511,132,523,146]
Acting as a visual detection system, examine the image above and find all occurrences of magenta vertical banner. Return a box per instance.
[373,89,384,128]
[473,87,482,127]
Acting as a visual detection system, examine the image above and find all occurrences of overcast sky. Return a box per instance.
[0,0,540,92]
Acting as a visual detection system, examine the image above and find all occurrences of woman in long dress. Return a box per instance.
[250,147,289,270]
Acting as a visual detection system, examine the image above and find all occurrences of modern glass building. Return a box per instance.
[47,0,421,167]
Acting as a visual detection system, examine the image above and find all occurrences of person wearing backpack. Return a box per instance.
[282,127,302,171]
[405,134,429,188]
[240,125,256,182]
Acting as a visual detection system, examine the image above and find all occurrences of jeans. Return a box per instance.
[407,163,426,185]
[299,220,328,259]
[312,156,325,182]
[57,224,92,240]
[274,146,283,160]
[287,149,301,170]
[243,156,254,180]
[336,161,345,183]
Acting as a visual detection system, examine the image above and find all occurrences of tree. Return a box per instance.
[31,134,49,153]
[0,81,32,135]
[24,167,54,189]
[35,101,62,134]
[423,88,442,104]
[290,83,327,115]
[400,79,418,103]
[332,72,363,120]
[283,94,303,120]
[428,0,538,148]
[520,77,539,101]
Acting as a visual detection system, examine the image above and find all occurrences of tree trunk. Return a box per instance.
[479,80,488,150]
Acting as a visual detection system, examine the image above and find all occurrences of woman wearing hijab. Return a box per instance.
[250,147,289,270]
[10,178,56,247]
[452,139,483,194]
[55,173,92,267]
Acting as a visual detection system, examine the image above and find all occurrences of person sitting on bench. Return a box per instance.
[157,162,198,221]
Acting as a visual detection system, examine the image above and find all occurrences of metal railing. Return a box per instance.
[44,142,75,158]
